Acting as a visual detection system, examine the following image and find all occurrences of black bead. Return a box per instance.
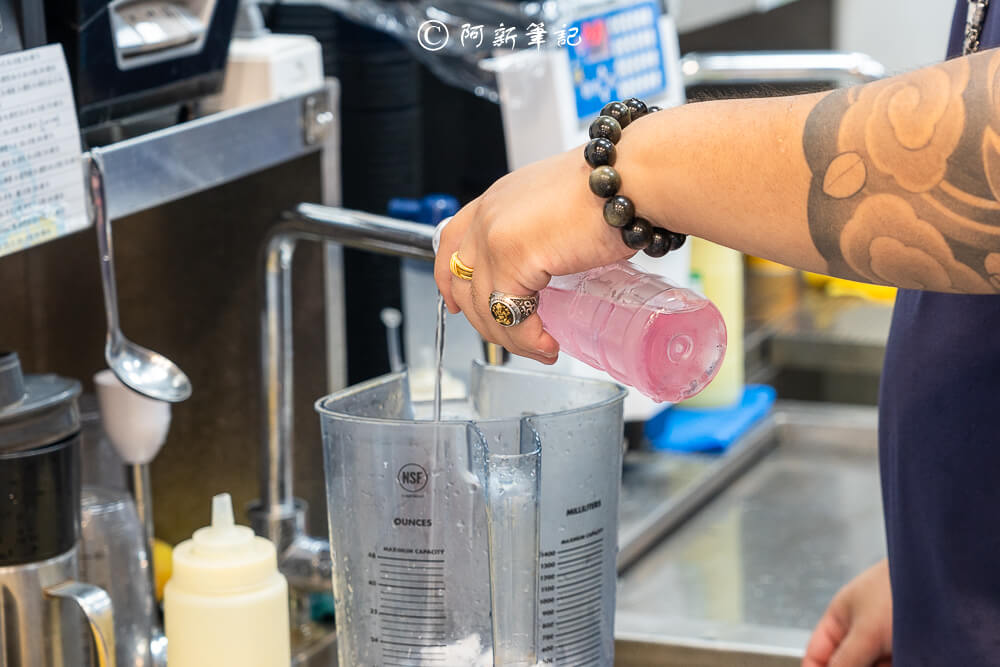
[647,105,662,113]
[600,101,632,128]
[584,138,617,167]
[624,98,648,119]
[644,226,670,257]
[622,218,653,250]
[589,116,622,143]
[589,166,621,197]
[668,232,687,251]
[603,195,635,228]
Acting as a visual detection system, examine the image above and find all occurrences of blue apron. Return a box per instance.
[880,4,1000,663]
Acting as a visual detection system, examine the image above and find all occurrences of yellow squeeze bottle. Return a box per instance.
[164,493,290,667]
[683,238,744,407]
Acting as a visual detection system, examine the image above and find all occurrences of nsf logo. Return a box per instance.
[397,463,429,493]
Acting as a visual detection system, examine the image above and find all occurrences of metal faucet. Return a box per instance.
[247,204,439,594]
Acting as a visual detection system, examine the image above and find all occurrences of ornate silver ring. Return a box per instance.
[489,291,539,327]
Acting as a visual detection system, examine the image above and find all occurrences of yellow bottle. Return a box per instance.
[683,238,744,407]
[164,493,290,667]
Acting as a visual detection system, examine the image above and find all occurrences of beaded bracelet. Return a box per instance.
[584,98,686,258]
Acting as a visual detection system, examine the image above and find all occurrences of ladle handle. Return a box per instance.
[89,150,122,351]
[46,580,117,667]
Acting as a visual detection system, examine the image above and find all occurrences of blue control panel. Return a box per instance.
[566,1,667,120]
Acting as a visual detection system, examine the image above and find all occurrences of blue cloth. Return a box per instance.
[644,385,775,454]
[879,6,1000,664]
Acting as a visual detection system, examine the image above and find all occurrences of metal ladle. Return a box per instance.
[89,149,192,403]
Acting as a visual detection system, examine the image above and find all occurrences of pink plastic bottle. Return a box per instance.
[537,261,727,403]
[431,220,726,402]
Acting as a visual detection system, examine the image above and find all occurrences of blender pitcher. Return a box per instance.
[316,363,626,666]
[317,374,496,666]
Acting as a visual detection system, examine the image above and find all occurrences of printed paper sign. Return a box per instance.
[0,44,87,258]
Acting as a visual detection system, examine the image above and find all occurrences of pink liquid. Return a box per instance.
[537,264,727,403]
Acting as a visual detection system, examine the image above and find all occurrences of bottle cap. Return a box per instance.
[431,217,452,255]
[170,493,279,594]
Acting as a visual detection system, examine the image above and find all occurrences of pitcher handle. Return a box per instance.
[46,581,116,667]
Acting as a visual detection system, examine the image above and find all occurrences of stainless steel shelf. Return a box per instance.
[90,83,336,222]
[667,0,802,34]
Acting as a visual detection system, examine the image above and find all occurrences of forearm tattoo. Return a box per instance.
[804,48,1000,293]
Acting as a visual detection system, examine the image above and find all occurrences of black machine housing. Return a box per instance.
[44,0,239,128]
[0,0,46,54]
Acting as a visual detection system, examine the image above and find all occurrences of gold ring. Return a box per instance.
[450,252,474,281]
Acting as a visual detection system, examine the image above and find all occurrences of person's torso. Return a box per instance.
[880,5,1000,664]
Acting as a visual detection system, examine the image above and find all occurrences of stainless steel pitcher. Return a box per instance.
[0,352,116,667]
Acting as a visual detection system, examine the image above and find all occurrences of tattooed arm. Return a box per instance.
[621,47,1000,293]
[434,49,1000,360]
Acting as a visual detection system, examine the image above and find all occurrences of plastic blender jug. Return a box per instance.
[469,364,626,666]
[316,363,626,666]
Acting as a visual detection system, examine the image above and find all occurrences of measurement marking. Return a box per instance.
[382,640,447,648]
[557,637,601,653]
[555,618,601,637]
[557,648,601,667]
[380,612,447,620]
[382,631,447,639]
[557,594,602,613]
[379,598,446,607]
[558,561,603,578]
[557,585,601,602]
[557,639,602,661]
[558,645,601,662]
[378,563,444,572]
[380,623,447,632]
[554,572,601,588]
[380,565,445,574]
[557,548,603,565]
[556,606,601,623]
[557,537,603,555]
[377,555,445,563]
[555,613,599,632]
[379,590,444,599]
[556,607,602,626]
[381,576,446,584]
[380,602,445,610]
[554,623,594,639]
[556,577,602,597]
[378,584,446,591]
[383,645,445,653]
[380,605,445,613]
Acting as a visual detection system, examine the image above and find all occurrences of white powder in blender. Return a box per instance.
[419,633,543,666]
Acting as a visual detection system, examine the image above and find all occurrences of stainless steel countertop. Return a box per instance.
[615,403,886,661]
